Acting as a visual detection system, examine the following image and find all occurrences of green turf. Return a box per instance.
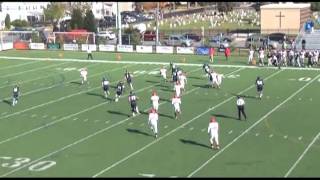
[0,49,319,177]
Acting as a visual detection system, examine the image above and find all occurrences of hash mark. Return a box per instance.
[284,135,288,139]
[255,133,259,136]
[189,127,194,131]
[228,130,233,134]
[298,136,303,140]
[94,120,100,123]
[83,119,89,122]
[105,121,110,124]
[269,134,274,138]
[73,118,78,121]
[164,125,168,129]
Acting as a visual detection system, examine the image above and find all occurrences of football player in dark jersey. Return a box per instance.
[101,77,110,99]
[12,85,20,106]
[255,76,264,100]
[128,91,140,117]
[115,81,124,102]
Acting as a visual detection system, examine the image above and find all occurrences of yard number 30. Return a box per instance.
[0,156,56,172]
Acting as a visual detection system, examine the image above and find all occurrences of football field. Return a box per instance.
[0,50,319,177]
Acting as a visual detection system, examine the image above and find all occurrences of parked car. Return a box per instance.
[267,32,287,49]
[245,34,267,49]
[97,31,116,40]
[208,36,230,48]
[143,30,156,41]
[163,35,193,47]
[183,33,201,42]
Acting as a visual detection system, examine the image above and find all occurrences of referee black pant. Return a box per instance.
[87,53,93,60]
[237,105,247,120]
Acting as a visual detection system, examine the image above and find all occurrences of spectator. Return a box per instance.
[225,47,231,61]
[302,39,306,50]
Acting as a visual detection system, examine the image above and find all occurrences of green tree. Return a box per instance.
[43,2,65,24]
[84,10,97,33]
[11,19,29,27]
[311,2,320,11]
[5,14,11,29]
[70,8,84,29]
[217,2,235,12]
[124,27,142,45]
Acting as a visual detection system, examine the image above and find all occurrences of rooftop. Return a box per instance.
[260,3,310,9]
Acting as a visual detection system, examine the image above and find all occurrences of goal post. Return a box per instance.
[52,31,96,45]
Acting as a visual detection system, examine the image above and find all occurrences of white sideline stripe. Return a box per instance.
[92,69,282,177]
[1,61,70,78]
[0,60,39,71]
[188,73,320,177]
[0,67,237,177]
[0,61,97,89]
[0,67,163,146]
[284,132,320,177]
[0,64,134,120]
[1,55,320,71]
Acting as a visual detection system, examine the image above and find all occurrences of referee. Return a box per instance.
[87,46,93,60]
[236,96,247,120]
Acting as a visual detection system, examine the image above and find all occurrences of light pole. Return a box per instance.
[117,2,122,45]
[156,2,159,46]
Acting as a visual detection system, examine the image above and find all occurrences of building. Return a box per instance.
[0,2,49,27]
[260,2,311,34]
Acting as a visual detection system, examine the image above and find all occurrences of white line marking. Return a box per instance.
[0,60,39,71]
[139,173,155,177]
[269,134,274,138]
[284,132,320,177]
[73,118,78,121]
[164,125,168,129]
[298,136,303,140]
[187,73,320,177]
[105,121,110,124]
[228,130,233,134]
[255,133,259,136]
[1,112,7,115]
[1,55,320,71]
[91,70,282,177]
[83,119,89,122]
[0,68,243,177]
[284,135,288,139]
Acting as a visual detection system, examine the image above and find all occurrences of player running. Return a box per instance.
[178,72,187,91]
[115,81,124,102]
[171,94,181,119]
[80,68,88,85]
[174,81,182,97]
[208,116,220,150]
[160,66,167,82]
[148,108,159,138]
[124,69,134,90]
[101,77,110,99]
[12,85,20,106]
[128,91,140,117]
[150,90,160,111]
[202,63,210,76]
[255,76,264,99]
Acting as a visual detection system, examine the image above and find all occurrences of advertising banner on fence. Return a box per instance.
[14,41,29,50]
[0,42,13,51]
[63,44,79,51]
[176,47,194,54]
[98,44,115,52]
[30,43,45,50]
[117,45,133,52]
[136,45,153,53]
[196,47,209,55]
[156,46,173,54]
[81,44,97,51]
[47,43,60,50]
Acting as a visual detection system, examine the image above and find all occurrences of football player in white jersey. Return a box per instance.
[178,72,187,91]
[248,48,254,64]
[101,77,110,99]
[171,94,181,119]
[80,68,88,85]
[160,66,167,82]
[174,81,182,97]
[150,90,160,111]
[148,108,159,138]
[208,116,220,150]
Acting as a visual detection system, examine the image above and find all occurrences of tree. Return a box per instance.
[70,8,84,29]
[43,2,65,24]
[5,14,11,29]
[124,27,142,45]
[84,10,97,33]
[217,2,235,12]
[311,2,320,11]
[11,19,29,27]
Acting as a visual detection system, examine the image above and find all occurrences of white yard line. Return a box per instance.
[0,67,241,177]
[0,61,70,78]
[0,62,98,89]
[0,60,39,71]
[284,131,320,177]
[0,64,134,120]
[91,69,282,177]
[188,73,320,177]
[1,55,320,71]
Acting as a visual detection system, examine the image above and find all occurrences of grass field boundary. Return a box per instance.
[91,69,282,177]
[188,73,320,177]
[284,131,320,177]
[0,67,243,177]
[1,56,320,71]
